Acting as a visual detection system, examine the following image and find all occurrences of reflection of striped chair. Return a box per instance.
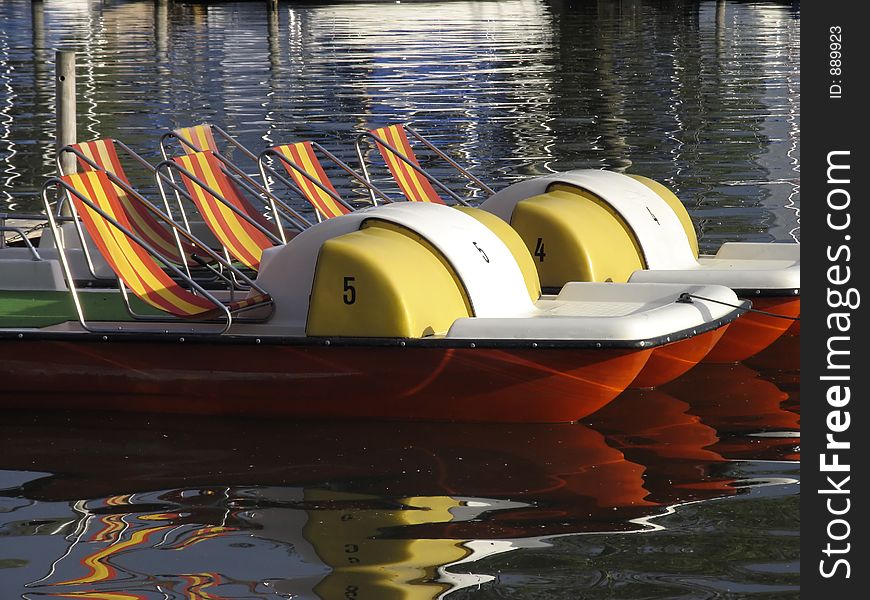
[52,524,175,587]
[356,124,495,206]
[59,138,201,267]
[43,170,272,333]
[159,150,285,271]
[259,141,393,222]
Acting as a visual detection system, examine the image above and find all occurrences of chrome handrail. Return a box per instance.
[404,125,495,195]
[354,130,470,206]
[154,158,285,249]
[159,123,259,164]
[258,142,393,222]
[354,123,499,206]
[56,139,157,177]
[159,126,312,235]
[0,225,41,259]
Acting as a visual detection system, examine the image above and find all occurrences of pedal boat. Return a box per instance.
[480,169,799,363]
[0,201,745,422]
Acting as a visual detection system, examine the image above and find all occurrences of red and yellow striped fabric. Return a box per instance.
[273,142,350,219]
[72,138,132,183]
[371,125,445,204]
[71,139,196,266]
[62,171,219,318]
[172,151,275,270]
[174,124,219,154]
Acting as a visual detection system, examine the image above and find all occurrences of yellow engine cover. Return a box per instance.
[306,220,472,337]
[509,186,645,287]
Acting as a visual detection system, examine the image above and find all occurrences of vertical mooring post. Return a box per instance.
[267,0,278,11]
[55,50,77,177]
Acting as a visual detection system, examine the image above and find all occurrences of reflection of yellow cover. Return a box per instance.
[304,490,474,600]
[40,489,517,600]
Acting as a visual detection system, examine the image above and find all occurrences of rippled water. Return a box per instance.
[2,362,799,599]
[0,0,798,250]
[0,1,799,598]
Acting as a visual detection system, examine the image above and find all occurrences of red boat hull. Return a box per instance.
[630,326,728,389]
[0,339,653,423]
[703,296,800,363]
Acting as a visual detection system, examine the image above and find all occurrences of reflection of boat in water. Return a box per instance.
[664,362,800,463]
[4,364,797,598]
[743,324,800,373]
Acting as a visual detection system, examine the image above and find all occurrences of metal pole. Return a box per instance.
[56,51,77,177]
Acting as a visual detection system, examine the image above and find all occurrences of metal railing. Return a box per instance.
[258,141,394,222]
[354,124,495,206]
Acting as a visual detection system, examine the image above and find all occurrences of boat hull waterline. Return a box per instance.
[1,335,663,423]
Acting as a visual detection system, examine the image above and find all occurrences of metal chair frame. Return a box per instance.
[155,158,284,243]
[154,156,293,285]
[42,173,273,335]
[354,124,495,206]
[56,138,157,179]
[258,142,393,223]
[159,123,258,164]
[55,141,193,281]
[159,127,312,237]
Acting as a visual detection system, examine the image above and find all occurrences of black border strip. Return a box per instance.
[803,2,866,595]
[543,286,800,298]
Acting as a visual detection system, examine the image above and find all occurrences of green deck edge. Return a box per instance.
[0,290,159,328]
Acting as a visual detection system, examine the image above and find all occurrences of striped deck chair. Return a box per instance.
[259,141,392,222]
[355,124,494,206]
[158,150,284,270]
[43,170,272,334]
[167,124,220,155]
[59,138,201,267]
[67,138,135,183]
[159,125,312,234]
[160,123,260,166]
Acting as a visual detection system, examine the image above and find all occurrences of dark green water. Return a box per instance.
[0,1,799,598]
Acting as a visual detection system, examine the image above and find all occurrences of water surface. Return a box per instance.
[0,0,799,249]
[2,363,799,598]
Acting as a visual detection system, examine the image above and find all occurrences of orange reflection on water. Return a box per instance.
[13,361,797,599]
